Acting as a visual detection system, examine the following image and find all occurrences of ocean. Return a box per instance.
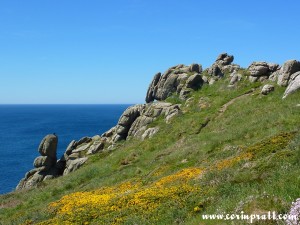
[0,104,130,195]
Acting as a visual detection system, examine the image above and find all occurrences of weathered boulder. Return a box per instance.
[261,84,275,95]
[63,157,88,176]
[72,143,91,153]
[186,74,203,90]
[248,62,270,77]
[229,71,242,85]
[216,53,234,66]
[247,61,280,82]
[87,142,105,155]
[206,53,236,77]
[278,60,300,87]
[114,104,145,140]
[283,72,300,99]
[141,127,160,140]
[190,64,202,73]
[65,140,76,155]
[76,136,92,146]
[207,64,223,77]
[33,156,55,170]
[38,134,58,159]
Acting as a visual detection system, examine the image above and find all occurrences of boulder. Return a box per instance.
[65,140,76,155]
[33,156,55,170]
[72,143,91,153]
[248,62,269,77]
[76,136,92,146]
[261,84,275,95]
[64,157,88,176]
[179,88,192,100]
[38,134,58,159]
[283,71,300,99]
[141,127,160,140]
[278,60,300,87]
[229,71,242,85]
[87,142,105,155]
[206,53,235,77]
[207,64,223,77]
[186,74,204,90]
[216,53,234,66]
[190,64,202,73]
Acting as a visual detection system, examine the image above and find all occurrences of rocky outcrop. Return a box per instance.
[103,102,181,144]
[145,64,203,103]
[16,134,60,190]
[283,72,300,99]
[206,53,240,77]
[277,60,300,87]
[247,62,279,82]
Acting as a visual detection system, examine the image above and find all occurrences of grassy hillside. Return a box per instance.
[1,74,300,225]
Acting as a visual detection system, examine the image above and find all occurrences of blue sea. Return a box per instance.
[0,104,130,195]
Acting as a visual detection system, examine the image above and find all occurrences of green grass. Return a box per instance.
[0,75,300,225]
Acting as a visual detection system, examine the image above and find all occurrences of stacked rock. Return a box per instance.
[16,134,59,190]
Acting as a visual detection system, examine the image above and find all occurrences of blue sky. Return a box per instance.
[0,0,299,104]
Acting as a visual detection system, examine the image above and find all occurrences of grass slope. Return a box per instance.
[0,75,299,225]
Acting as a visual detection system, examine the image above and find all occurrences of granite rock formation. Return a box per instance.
[16,134,60,190]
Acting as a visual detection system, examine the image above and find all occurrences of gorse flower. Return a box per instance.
[42,168,203,224]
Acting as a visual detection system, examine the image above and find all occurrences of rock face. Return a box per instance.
[16,134,60,190]
[283,71,300,99]
[145,64,203,103]
[278,60,300,87]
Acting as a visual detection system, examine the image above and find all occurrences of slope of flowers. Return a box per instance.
[37,133,295,225]
[39,168,203,225]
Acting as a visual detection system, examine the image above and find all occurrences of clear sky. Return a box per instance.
[0,0,299,104]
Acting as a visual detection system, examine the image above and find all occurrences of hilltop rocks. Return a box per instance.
[16,134,59,190]
[216,53,234,66]
[145,64,203,103]
[283,71,300,99]
[247,62,279,82]
[206,53,240,77]
[278,60,300,87]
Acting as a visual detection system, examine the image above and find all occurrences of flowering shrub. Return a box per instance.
[215,152,253,170]
[40,168,203,224]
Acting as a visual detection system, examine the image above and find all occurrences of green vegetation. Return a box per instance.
[1,75,299,225]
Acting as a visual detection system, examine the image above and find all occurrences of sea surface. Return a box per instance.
[0,104,131,194]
